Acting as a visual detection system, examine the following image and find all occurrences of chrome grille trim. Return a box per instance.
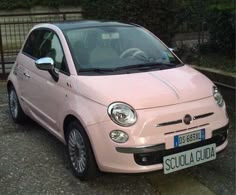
[164,123,209,135]
[156,119,182,127]
[194,112,214,120]
[155,112,214,127]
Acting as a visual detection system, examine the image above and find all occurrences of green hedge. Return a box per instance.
[1,0,234,55]
[0,0,80,9]
[207,8,235,56]
[81,0,180,45]
[81,0,235,52]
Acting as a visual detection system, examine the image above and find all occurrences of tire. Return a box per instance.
[66,121,98,181]
[8,86,27,123]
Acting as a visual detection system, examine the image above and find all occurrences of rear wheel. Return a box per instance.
[8,86,26,123]
[66,121,98,181]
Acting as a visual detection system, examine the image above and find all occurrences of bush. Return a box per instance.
[0,0,80,9]
[207,8,235,56]
[81,0,180,45]
[0,0,29,9]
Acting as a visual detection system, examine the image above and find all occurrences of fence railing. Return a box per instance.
[0,11,83,79]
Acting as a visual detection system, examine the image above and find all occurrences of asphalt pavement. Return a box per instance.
[0,81,235,195]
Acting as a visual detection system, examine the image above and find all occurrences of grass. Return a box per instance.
[191,53,236,74]
[210,0,235,11]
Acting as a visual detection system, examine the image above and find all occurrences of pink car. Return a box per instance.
[7,21,229,180]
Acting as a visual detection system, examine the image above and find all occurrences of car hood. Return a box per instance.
[76,65,213,109]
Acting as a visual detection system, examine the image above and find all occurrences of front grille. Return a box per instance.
[194,112,214,120]
[134,124,228,166]
[156,112,214,127]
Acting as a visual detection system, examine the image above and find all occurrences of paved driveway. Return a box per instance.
[0,81,235,195]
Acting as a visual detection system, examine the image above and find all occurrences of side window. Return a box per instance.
[23,30,39,57]
[37,31,69,74]
[50,34,67,72]
[24,29,69,74]
[36,31,54,59]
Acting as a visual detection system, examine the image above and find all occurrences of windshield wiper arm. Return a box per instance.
[79,68,115,73]
[113,62,179,71]
[78,63,183,74]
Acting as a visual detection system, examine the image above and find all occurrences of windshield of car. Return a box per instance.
[64,26,183,75]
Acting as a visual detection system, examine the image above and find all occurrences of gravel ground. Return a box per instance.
[0,81,235,195]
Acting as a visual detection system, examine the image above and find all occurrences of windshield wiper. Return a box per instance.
[113,62,181,71]
[79,68,115,73]
[79,63,183,74]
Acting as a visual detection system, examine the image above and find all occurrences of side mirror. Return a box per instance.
[169,47,176,52]
[35,57,54,71]
[35,57,59,82]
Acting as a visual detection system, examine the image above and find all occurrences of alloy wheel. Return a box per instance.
[68,129,87,173]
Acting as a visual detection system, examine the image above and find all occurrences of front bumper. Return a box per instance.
[131,123,229,166]
[86,97,229,173]
[91,123,229,173]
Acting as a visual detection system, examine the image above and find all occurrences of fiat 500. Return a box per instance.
[7,21,229,180]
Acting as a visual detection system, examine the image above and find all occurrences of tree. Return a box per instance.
[81,0,180,45]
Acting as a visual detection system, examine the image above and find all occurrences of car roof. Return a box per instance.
[53,20,136,30]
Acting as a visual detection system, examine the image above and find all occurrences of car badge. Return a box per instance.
[183,114,192,125]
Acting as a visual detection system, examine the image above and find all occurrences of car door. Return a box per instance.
[18,29,43,117]
[19,28,71,133]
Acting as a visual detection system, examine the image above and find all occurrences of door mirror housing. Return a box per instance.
[35,57,59,82]
[169,47,176,52]
[35,57,54,71]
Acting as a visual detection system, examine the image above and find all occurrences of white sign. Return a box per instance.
[163,144,216,174]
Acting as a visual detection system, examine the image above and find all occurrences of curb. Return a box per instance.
[191,65,236,90]
[192,65,235,112]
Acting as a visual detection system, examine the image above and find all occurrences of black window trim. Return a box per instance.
[22,27,71,76]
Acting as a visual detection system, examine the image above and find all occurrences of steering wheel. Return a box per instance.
[120,48,147,59]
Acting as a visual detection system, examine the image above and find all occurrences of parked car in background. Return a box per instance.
[7,21,229,180]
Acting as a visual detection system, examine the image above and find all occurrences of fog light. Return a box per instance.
[222,136,225,141]
[110,130,129,143]
[141,157,148,162]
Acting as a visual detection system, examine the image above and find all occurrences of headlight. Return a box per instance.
[108,102,137,126]
[213,86,224,107]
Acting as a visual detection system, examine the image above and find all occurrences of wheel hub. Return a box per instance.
[68,129,87,173]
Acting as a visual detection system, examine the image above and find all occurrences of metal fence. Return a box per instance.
[0,11,83,79]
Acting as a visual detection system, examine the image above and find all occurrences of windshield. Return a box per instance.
[64,26,183,74]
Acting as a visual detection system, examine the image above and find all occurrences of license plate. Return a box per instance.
[163,144,216,174]
[174,129,205,147]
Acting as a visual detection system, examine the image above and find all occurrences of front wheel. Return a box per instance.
[66,121,98,181]
[8,86,27,123]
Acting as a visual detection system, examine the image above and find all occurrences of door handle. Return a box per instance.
[24,72,31,78]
